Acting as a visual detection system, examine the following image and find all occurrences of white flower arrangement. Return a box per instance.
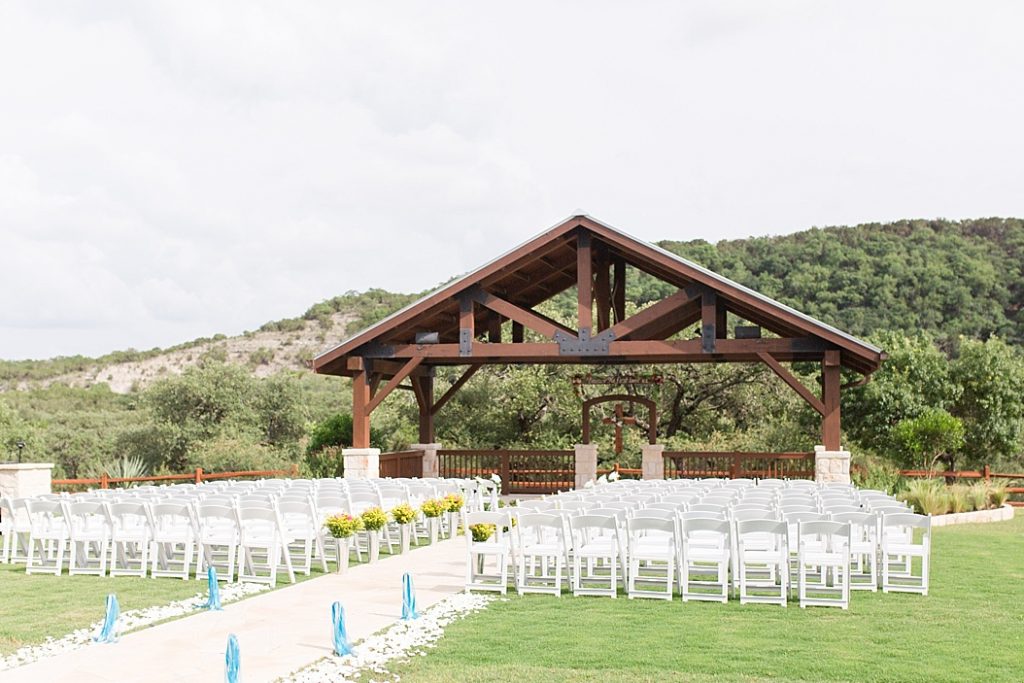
[608,470,621,482]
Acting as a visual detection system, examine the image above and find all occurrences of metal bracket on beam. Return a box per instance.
[459,328,473,357]
[701,323,716,353]
[557,328,616,356]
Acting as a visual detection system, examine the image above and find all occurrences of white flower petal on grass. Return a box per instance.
[0,582,269,671]
[281,592,492,683]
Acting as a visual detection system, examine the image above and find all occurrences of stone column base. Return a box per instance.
[641,444,665,480]
[342,448,381,479]
[410,443,441,478]
[0,463,55,498]
[814,445,851,485]
[573,444,598,490]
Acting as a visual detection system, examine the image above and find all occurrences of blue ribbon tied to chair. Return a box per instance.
[331,601,353,656]
[225,634,240,683]
[401,572,419,621]
[93,594,120,643]
[206,566,223,610]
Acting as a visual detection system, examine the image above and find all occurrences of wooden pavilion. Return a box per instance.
[313,215,885,486]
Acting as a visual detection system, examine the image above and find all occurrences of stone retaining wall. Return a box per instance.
[929,503,1015,527]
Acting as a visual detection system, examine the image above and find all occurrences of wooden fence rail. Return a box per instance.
[897,467,1024,505]
[53,464,300,490]
[663,452,815,480]
[438,449,574,494]
[379,450,424,478]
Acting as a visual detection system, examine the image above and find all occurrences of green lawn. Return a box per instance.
[0,536,413,655]
[391,514,1024,683]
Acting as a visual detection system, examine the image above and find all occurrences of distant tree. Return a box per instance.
[891,409,966,473]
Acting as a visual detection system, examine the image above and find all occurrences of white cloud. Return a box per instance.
[1,1,1022,359]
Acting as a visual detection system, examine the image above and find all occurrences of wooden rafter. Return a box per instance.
[471,288,575,340]
[757,351,826,415]
[577,230,592,334]
[430,364,481,415]
[366,357,425,412]
[609,286,701,340]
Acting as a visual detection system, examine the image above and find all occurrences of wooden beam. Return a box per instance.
[511,321,525,343]
[577,230,592,334]
[459,295,474,356]
[595,243,611,332]
[608,286,701,340]
[822,349,842,450]
[369,373,382,399]
[472,289,576,339]
[367,356,425,412]
[613,257,626,324]
[701,290,717,352]
[431,364,481,415]
[758,351,826,415]
[716,301,727,339]
[487,312,502,343]
[415,375,435,443]
[352,367,371,448]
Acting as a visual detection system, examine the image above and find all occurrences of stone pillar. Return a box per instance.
[0,463,55,498]
[641,444,665,480]
[814,445,851,485]
[410,443,441,478]
[573,444,598,490]
[342,448,380,479]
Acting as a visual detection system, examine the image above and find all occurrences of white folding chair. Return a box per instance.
[515,513,569,596]
[64,501,112,577]
[237,505,296,587]
[881,513,931,595]
[797,520,851,609]
[679,517,731,603]
[150,502,197,579]
[25,499,68,575]
[465,511,513,594]
[626,516,676,600]
[831,511,878,591]
[278,498,328,575]
[736,519,789,606]
[571,515,622,598]
[196,504,240,582]
[107,502,151,577]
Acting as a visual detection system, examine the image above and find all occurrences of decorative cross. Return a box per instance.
[601,402,637,454]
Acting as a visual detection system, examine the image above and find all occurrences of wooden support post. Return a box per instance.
[511,321,524,343]
[416,375,435,443]
[459,295,474,357]
[577,230,593,335]
[487,312,502,343]
[701,290,718,353]
[822,349,841,450]
[352,361,371,449]
[595,243,611,332]
[613,257,626,324]
[716,301,727,339]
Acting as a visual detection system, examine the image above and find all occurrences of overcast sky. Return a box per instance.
[2,2,1023,360]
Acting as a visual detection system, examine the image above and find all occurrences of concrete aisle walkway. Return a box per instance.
[4,537,467,683]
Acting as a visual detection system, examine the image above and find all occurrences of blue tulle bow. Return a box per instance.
[225,634,240,683]
[401,573,419,621]
[93,594,119,643]
[331,601,353,656]
[206,566,223,610]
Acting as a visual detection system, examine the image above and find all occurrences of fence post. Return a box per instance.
[290,463,300,478]
[984,464,990,482]
[195,467,203,484]
[730,455,740,479]
[101,472,109,489]
[499,453,511,492]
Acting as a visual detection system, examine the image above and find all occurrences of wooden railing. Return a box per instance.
[379,450,424,478]
[898,466,1024,506]
[663,452,815,480]
[52,464,301,491]
[438,449,575,494]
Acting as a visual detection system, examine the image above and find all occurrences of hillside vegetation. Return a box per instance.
[2,218,1023,481]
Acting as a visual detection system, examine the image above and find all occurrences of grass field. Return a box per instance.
[390,513,1024,683]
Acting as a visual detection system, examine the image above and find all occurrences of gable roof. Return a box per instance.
[313,214,885,375]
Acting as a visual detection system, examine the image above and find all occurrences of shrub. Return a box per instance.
[900,479,950,515]
[967,482,990,511]
[989,482,1010,508]
[420,498,445,518]
[248,347,275,367]
[469,523,495,542]
[302,445,344,479]
[948,484,970,513]
[361,507,388,532]
[324,513,363,538]
[851,453,904,494]
[442,493,465,513]
[391,503,417,525]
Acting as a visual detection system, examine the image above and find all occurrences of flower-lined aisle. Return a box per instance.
[282,592,493,683]
[0,582,269,671]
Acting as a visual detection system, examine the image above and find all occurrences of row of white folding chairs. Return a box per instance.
[464,507,930,604]
[2,496,319,587]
